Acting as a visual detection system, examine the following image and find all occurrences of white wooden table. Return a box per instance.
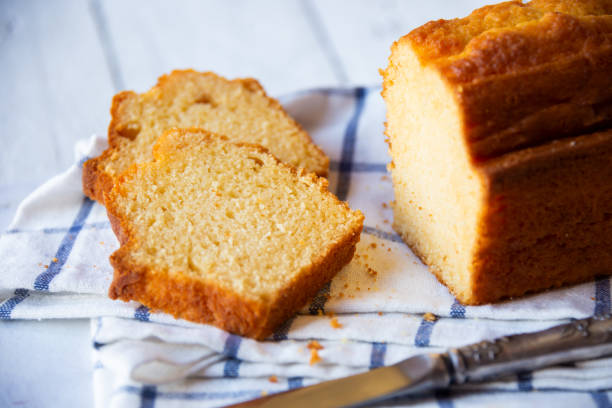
[0,1,490,406]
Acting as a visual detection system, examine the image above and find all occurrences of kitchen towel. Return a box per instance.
[1,86,611,408]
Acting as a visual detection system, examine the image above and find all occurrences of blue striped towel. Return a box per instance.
[1,86,611,408]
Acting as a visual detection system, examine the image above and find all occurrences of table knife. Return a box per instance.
[225,314,612,408]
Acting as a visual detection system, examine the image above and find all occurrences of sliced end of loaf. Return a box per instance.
[383,37,486,304]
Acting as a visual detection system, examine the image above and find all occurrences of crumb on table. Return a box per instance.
[309,349,321,365]
[330,317,343,329]
[424,312,437,322]
[268,375,278,383]
[307,340,324,350]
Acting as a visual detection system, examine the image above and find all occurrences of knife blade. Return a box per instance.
[224,314,612,408]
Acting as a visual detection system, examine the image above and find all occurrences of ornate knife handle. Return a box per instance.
[445,314,612,385]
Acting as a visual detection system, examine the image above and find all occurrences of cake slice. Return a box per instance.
[105,129,363,339]
[84,70,329,204]
[383,0,612,304]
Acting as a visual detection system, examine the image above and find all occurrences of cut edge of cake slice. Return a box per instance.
[104,128,363,339]
[84,69,330,204]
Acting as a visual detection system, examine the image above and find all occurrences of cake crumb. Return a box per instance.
[99,241,105,245]
[309,349,321,365]
[369,243,377,249]
[307,340,324,350]
[424,312,437,322]
[51,257,58,263]
[330,317,343,329]
[261,390,269,397]
[317,309,323,316]
[343,283,349,289]
[43,265,49,269]
[268,375,278,383]
[383,219,389,224]
[387,248,391,252]
[338,292,344,299]
[378,311,383,316]
[367,267,378,277]
[382,202,388,208]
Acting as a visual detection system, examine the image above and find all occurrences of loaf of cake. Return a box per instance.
[105,129,363,339]
[382,0,612,304]
[84,70,329,204]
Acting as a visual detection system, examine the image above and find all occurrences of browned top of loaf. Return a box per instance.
[406,0,612,82]
[390,0,612,160]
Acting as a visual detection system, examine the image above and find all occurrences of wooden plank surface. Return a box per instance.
[309,0,491,85]
[99,0,339,95]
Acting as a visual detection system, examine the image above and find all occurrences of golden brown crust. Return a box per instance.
[406,0,612,64]
[397,0,612,160]
[108,91,140,148]
[82,91,139,203]
[83,70,329,205]
[105,128,361,339]
[467,129,612,304]
[259,224,362,336]
[400,130,612,305]
[82,150,117,203]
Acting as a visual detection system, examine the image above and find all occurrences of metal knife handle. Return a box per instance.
[445,314,612,384]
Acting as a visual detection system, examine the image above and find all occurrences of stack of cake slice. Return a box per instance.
[84,71,363,339]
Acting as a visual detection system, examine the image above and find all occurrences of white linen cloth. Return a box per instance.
[1,86,611,408]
